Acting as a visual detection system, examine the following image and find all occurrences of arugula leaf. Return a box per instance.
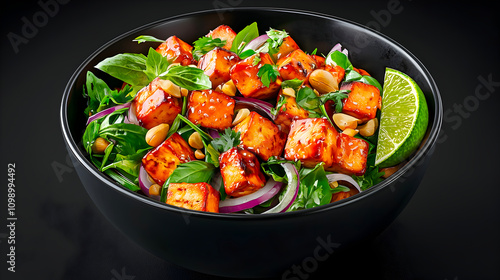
[211,128,241,153]
[325,50,352,70]
[160,161,216,201]
[95,53,149,86]
[319,90,350,113]
[160,65,211,91]
[281,78,303,92]
[231,22,259,54]
[192,36,226,61]
[133,35,165,44]
[257,64,279,87]
[143,47,171,81]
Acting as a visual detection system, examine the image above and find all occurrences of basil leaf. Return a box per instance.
[99,123,150,156]
[231,22,259,54]
[160,161,216,201]
[344,69,363,83]
[160,65,211,91]
[82,120,100,155]
[143,47,171,81]
[288,163,332,211]
[133,35,165,44]
[325,50,352,70]
[83,72,134,115]
[192,36,226,61]
[95,53,149,86]
[295,87,320,111]
[177,114,213,143]
[257,64,279,87]
[238,49,257,59]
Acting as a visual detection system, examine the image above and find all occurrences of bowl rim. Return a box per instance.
[60,6,443,220]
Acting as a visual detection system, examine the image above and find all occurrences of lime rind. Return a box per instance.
[375,68,429,168]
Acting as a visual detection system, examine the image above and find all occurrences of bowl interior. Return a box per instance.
[62,8,442,217]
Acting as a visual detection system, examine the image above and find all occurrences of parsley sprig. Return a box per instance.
[192,36,227,61]
[257,64,280,87]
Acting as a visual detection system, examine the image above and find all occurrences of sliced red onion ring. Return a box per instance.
[219,179,284,213]
[327,43,349,58]
[325,173,361,193]
[208,129,221,139]
[139,165,160,201]
[242,34,269,52]
[86,103,131,125]
[263,163,300,214]
[234,97,275,120]
[127,102,139,125]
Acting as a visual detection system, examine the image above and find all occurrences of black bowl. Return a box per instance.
[60,8,442,278]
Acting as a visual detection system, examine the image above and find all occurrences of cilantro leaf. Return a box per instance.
[281,78,303,92]
[319,90,350,113]
[192,36,226,61]
[211,128,241,153]
[352,167,384,191]
[270,94,287,116]
[265,28,288,54]
[252,53,261,66]
[257,64,279,87]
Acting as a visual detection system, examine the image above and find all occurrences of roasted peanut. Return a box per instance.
[195,149,205,159]
[181,88,189,97]
[146,123,170,147]
[157,79,181,98]
[329,181,339,188]
[232,108,250,126]
[309,69,338,94]
[222,80,237,96]
[282,87,295,98]
[188,132,204,150]
[332,113,360,130]
[342,128,359,137]
[91,137,110,154]
[358,118,379,137]
[149,184,161,196]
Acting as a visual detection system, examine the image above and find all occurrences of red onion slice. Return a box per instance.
[242,34,269,52]
[325,173,361,193]
[263,163,300,214]
[86,103,131,125]
[139,165,160,201]
[208,129,221,139]
[327,43,349,58]
[219,179,284,213]
[234,97,275,120]
[127,102,139,125]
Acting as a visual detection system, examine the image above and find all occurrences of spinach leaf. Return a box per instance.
[101,148,150,177]
[287,163,332,211]
[95,53,149,86]
[143,47,171,81]
[83,72,134,115]
[160,161,216,201]
[99,123,150,156]
[160,65,212,91]
[133,35,165,44]
[231,22,259,54]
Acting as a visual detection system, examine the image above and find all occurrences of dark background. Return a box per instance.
[1,0,499,279]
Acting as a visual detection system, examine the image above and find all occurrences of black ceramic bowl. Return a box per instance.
[60,8,442,278]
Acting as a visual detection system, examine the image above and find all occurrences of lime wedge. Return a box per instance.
[375,68,429,168]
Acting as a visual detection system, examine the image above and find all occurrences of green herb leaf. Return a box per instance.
[270,94,287,116]
[133,35,165,44]
[319,90,350,113]
[359,75,383,93]
[101,148,150,177]
[281,78,303,92]
[95,53,149,86]
[205,143,221,168]
[104,169,140,191]
[352,167,384,191]
[261,156,298,182]
[83,72,134,115]
[143,47,171,81]
[160,65,212,91]
[344,69,363,82]
[325,50,352,70]
[257,64,279,87]
[295,87,320,111]
[192,36,226,61]
[211,128,241,153]
[287,163,332,211]
[265,28,288,54]
[252,53,261,66]
[99,123,150,156]
[160,161,216,201]
[231,22,259,55]
[239,49,257,59]
[177,114,213,143]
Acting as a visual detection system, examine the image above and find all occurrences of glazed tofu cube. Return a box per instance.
[277,49,318,81]
[156,35,196,65]
[219,147,266,198]
[142,133,196,185]
[206,25,237,50]
[166,182,220,213]
[284,118,338,169]
[273,92,310,134]
[340,82,381,122]
[133,77,182,129]
[197,47,240,89]
[311,54,326,69]
[230,53,282,100]
[324,65,345,86]
[331,133,369,176]
[187,89,235,130]
[273,35,300,63]
[233,111,286,161]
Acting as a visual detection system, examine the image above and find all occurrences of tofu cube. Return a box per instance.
[324,65,345,86]
[187,89,235,130]
[273,92,310,134]
[166,182,220,213]
[331,134,369,176]
[273,35,300,63]
[311,54,326,69]
[156,35,196,65]
[198,47,240,89]
[230,53,282,100]
[219,147,266,198]
[284,118,338,169]
[233,111,286,161]
[133,77,182,129]
[142,133,195,185]
[277,49,318,81]
[206,25,237,50]
[340,82,381,122]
